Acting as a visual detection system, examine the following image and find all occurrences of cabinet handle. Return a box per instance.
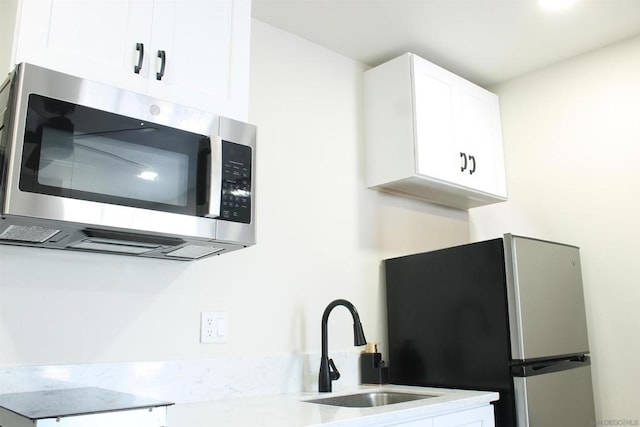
[460,152,467,172]
[460,152,476,175]
[205,135,223,218]
[156,50,166,80]
[134,43,144,74]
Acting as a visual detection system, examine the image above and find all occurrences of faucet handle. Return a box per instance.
[328,358,341,381]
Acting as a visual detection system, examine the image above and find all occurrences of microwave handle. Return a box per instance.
[205,135,223,218]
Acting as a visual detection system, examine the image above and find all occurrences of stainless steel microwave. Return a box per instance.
[0,63,256,260]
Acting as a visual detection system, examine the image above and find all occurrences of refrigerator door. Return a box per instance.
[513,361,595,426]
[504,235,590,360]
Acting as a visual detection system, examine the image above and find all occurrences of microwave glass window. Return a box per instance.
[20,94,207,215]
[38,127,189,206]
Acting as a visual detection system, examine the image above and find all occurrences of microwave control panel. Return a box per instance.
[221,141,252,224]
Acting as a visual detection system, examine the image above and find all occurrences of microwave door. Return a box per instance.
[206,134,222,218]
[19,93,202,215]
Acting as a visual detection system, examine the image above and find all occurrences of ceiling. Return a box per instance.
[252,0,640,87]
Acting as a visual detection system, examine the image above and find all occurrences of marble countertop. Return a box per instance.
[167,385,499,427]
[0,387,173,420]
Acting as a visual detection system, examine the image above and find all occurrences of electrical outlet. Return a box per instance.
[200,312,228,344]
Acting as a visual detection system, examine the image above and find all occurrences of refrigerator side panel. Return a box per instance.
[505,235,590,360]
[385,239,515,427]
[513,364,595,426]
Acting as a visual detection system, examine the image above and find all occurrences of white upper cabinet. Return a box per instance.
[364,53,507,209]
[13,1,151,93]
[11,0,250,121]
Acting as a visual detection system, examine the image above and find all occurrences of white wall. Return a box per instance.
[0,20,468,369]
[471,35,640,422]
[0,0,19,76]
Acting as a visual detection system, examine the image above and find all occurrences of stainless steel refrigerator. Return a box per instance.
[384,234,595,426]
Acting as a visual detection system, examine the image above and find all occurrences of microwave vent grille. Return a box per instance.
[166,245,224,259]
[0,225,61,243]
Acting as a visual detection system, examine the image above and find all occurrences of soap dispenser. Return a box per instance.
[360,342,390,384]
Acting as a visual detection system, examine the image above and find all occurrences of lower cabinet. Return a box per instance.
[393,405,494,427]
[393,418,434,427]
[432,406,495,427]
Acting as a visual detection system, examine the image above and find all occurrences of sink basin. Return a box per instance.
[305,390,437,408]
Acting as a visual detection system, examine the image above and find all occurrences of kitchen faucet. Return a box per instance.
[318,299,367,392]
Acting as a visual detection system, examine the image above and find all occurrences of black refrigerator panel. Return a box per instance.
[385,238,516,426]
[385,238,511,387]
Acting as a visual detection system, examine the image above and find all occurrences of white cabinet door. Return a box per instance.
[14,0,152,93]
[455,82,504,196]
[413,58,459,186]
[147,0,250,120]
[393,418,435,427]
[432,405,495,427]
[412,54,505,196]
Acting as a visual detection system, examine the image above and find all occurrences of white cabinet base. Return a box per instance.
[371,175,506,210]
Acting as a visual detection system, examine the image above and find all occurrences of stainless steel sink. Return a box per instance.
[305,390,437,408]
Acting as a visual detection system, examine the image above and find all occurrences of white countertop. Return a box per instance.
[167,385,499,427]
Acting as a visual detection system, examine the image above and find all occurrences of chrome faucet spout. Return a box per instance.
[319,299,367,392]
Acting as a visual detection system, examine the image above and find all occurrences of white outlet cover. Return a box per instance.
[200,312,228,344]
